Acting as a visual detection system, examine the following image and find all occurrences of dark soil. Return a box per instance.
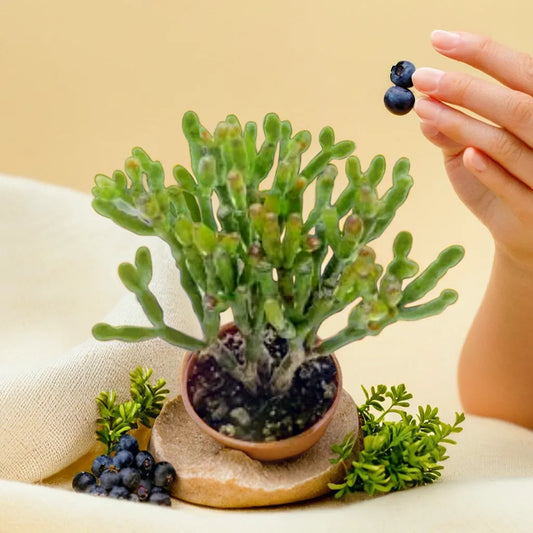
[186,328,338,442]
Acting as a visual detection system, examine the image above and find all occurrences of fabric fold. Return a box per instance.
[0,174,200,481]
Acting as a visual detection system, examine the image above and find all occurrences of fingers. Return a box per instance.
[420,121,533,223]
[418,123,497,221]
[463,147,533,220]
[414,97,533,190]
[429,30,533,96]
[414,30,533,244]
[419,121,464,156]
[412,67,533,148]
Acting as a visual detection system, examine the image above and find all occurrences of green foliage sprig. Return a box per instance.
[329,384,465,497]
[129,367,169,428]
[96,367,169,454]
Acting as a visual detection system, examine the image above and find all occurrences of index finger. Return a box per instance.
[430,30,533,97]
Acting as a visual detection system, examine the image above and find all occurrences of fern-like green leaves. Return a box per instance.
[129,367,170,428]
[95,367,169,454]
[329,384,465,497]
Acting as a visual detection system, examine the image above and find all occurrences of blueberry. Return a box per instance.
[390,60,416,88]
[113,450,134,469]
[135,451,155,478]
[99,468,121,491]
[109,485,130,499]
[115,434,139,456]
[129,493,140,502]
[88,485,107,497]
[152,462,177,490]
[150,486,169,495]
[149,491,171,506]
[384,86,415,115]
[91,454,113,477]
[72,471,97,493]
[120,467,141,492]
[137,478,152,501]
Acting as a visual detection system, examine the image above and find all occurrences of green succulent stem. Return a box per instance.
[92,111,464,399]
[270,337,306,393]
[317,326,368,355]
[93,323,206,351]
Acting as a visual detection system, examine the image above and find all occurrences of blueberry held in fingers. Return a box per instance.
[384,86,415,115]
[390,60,416,88]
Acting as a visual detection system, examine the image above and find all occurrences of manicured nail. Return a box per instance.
[419,121,440,138]
[412,68,445,93]
[431,30,461,51]
[414,98,440,120]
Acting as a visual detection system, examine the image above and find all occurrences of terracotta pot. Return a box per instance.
[180,323,343,462]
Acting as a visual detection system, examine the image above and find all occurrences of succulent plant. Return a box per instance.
[92,111,464,396]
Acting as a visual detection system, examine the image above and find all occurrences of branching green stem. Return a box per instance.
[92,112,464,398]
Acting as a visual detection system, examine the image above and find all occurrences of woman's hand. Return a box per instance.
[413,30,533,272]
[416,31,533,428]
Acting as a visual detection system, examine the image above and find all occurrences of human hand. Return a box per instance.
[412,31,533,271]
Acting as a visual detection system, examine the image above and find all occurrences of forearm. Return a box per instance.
[458,246,533,428]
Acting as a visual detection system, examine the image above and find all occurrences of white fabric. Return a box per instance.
[1,174,532,531]
[1,477,532,532]
[0,174,201,482]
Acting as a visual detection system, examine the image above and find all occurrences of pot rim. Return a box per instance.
[180,323,343,461]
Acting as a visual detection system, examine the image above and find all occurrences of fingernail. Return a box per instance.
[419,121,440,138]
[412,68,445,93]
[414,98,440,120]
[468,149,487,172]
[431,30,461,51]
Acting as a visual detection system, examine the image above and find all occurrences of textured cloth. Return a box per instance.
[0,174,201,482]
[2,477,532,533]
[0,174,532,532]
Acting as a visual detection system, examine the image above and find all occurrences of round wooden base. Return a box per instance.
[149,390,360,508]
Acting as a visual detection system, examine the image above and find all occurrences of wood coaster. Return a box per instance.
[149,390,360,508]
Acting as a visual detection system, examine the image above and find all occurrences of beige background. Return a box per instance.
[1,0,531,193]
[1,1,532,405]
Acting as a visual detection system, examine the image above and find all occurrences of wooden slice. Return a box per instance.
[149,390,360,508]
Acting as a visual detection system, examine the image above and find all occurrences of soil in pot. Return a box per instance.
[186,326,338,442]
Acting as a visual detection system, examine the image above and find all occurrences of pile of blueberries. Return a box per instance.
[72,434,176,506]
[384,61,416,115]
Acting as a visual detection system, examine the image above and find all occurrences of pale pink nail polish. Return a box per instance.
[419,121,440,138]
[431,30,461,51]
[412,68,445,93]
[414,98,440,120]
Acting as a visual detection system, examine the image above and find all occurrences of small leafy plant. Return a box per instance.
[91,111,464,406]
[96,367,169,454]
[72,367,176,504]
[329,384,465,497]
